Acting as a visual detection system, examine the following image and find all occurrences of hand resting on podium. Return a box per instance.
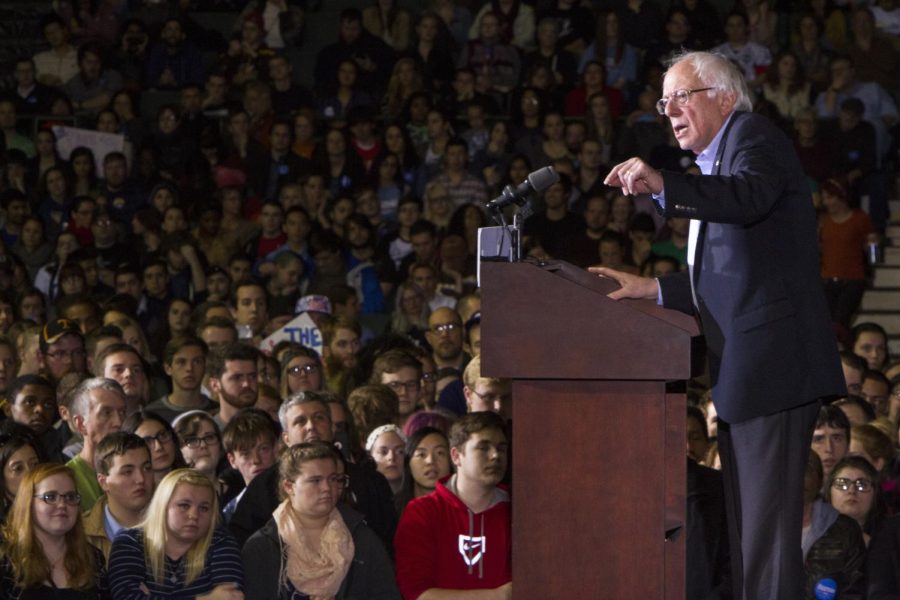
[588,266,660,301]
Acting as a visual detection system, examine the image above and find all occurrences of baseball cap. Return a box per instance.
[40,318,84,353]
[295,295,332,315]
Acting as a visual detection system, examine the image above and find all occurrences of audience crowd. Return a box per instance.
[0,0,898,598]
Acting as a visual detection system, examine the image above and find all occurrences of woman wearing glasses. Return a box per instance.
[108,469,243,600]
[123,411,188,485]
[825,455,886,546]
[0,463,108,599]
[242,442,400,600]
[174,411,226,489]
[280,347,324,398]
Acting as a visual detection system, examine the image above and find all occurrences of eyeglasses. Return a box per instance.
[287,364,320,377]
[299,474,350,487]
[183,433,219,449]
[34,491,81,506]
[655,87,716,115]
[832,477,873,493]
[386,380,421,394]
[430,323,460,335]
[421,372,437,383]
[45,348,86,361]
[142,429,173,446]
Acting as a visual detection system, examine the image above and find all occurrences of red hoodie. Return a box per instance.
[394,475,511,599]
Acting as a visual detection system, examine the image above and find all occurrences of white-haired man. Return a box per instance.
[595,51,845,599]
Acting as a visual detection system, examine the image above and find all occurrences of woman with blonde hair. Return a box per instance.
[0,463,107,598]
[242,442,399,599]
[108,468,243,599]
[382,57,424,120]
[391,281,430,337]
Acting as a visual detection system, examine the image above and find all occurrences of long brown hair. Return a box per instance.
[1,463,96,590]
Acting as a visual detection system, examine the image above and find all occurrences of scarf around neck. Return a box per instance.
[273,499,355,600]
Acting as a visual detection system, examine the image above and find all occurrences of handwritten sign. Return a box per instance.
[259,313,323,355]
[51,126,126,172]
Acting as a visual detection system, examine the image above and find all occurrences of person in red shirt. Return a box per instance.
[395,411,511,600]
[819,177,877,330]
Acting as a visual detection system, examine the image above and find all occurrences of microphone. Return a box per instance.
[486,166,560,210]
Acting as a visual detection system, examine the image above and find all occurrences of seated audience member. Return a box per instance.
[242,442,400,600]
[825,455,885,546]
[462,355,511,419]
[0,464,108,598]
[123,411,188,486]
[803,452,867,599]
[280,347,325,397]
[5,374,64,461]
[852,322,890,372]
[229,391,397,550]
[840,351,867,396]
[861,370,891,417]
[394,426,452,515]
[366,424,407,495]
[426,307,467,375]
[84,432,155,559]
[812,404,851,479]
[347,384,401,445]
[173,411,225,491]
[371,349,422,424]
[835,396,877,426]
[221,408,279,521]
[319,316,362,394]
[94,342,151,416]
[207,342,260,429]
[395,411,511,598]
[66,377,128,511]
[108,469,243,598]
[147,337,215,422]
[850,423,900,511]
[39,318,88,387]
[0,428,42,524]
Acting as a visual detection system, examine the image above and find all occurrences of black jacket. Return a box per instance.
[805,510,867,599]
[229,456,398,553]
[242,504,400,600]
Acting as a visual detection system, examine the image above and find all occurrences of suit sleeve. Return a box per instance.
[658,271,695,316]
[661,118,791,226]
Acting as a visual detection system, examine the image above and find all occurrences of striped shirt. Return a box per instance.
[108,527,243,599]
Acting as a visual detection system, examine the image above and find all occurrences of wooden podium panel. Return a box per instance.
[480,260,697,600]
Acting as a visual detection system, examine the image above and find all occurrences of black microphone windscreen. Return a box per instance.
[527,166,560,193]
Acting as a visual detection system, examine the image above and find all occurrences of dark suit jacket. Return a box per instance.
[656,111,845,423]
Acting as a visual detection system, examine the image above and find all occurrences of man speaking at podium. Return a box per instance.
[592,51,845,600]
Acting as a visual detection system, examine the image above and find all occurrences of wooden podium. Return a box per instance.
[480,260,701,599]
